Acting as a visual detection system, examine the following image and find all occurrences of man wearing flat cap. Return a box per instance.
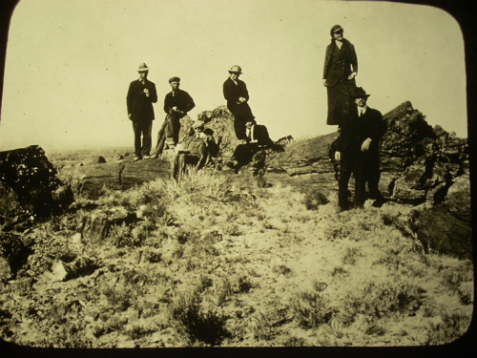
[170,120,215,180]
[152,77,195,158]
[126,63,158,161]
[334,87,386,210]
[223,65,255,140]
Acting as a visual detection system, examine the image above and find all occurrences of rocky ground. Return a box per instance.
[0,102,473,348]
[0,164,473,348]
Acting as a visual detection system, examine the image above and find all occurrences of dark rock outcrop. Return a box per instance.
[412,175,472,260]
[0,145,75,221]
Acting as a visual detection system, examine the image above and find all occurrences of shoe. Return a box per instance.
[133,156,141,161]
[143,155,152,159]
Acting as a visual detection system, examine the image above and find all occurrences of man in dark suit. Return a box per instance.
[227,119,276,173]
[152,77,195,158]
[223,65,255,140]
[126,63,158,161]
[334,87,386,210]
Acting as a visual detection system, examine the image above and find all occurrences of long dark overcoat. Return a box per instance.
[126,79,158,122]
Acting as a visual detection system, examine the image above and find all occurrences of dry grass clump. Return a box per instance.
[170,293,230,346]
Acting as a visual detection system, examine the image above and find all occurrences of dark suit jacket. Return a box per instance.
[247,124,275,147]
[223,77,250,113]
[323,39,358,88]
[163,89,195,115]
[126,79,158,122]
[336,106,385,157]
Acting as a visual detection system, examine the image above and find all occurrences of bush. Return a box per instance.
[304,190,329,210]
[171,294,230,346]
[292,291,334,329]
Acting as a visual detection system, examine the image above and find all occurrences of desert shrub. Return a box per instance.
[252,311,275,340]
[108,222,133,248]
[426,309,472,345]
[171,294,230,346]
[125,323,157,340]
[324,224,353,242]
[221,222,241,236]
[342,247,361,265]
[104,315,127,333]
[304,190,329,211]
[197,276,214,293]
[292,291,334,329]
[102,286,135,311]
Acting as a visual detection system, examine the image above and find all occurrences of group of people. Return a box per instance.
[126,63,276,180]
[323,25,387,210]
[126,24,386,208]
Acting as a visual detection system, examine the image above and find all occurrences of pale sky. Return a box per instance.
[0,0,467,153]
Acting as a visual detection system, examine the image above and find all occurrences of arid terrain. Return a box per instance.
[0,144,473,348]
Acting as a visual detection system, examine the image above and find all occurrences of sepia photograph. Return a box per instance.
[0,0,474,352]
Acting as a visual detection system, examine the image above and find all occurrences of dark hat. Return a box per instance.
[169,76,181,83]
[351,87,371,99]
[330,25,343,36]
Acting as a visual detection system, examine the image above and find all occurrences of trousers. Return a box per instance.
[132,120,153,158]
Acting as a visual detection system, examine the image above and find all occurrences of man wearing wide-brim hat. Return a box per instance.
[126,63,158,161]
[223,65,255,140]
[170,120,216,180]
[334,87,386,210]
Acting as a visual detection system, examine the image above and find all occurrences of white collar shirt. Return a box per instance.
[358,106,368,117]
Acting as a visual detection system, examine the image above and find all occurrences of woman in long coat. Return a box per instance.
[323,25,358,126]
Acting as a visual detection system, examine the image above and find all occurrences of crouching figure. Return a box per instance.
[170,120,216,181]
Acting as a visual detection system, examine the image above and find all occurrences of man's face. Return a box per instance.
[355,97,367,108]
[138,71,148,80]
[170,81,180,90]
[333,30,343,41]
[195,128,205,138]
[230,72,239,81]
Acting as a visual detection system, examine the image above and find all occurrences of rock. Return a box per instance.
[97,156,107,164]
[71,233,82,245]
[50,261,69,282]
[77,208,137,245]
[0,145,72,218]
[412,175,471,260]
[49,256,99,282]
[0,257,12,280]
[51,185,75,209]
[441,174,471,221]
[414,206,472,260]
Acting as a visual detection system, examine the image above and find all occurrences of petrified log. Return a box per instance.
[268,101,468,205]
[413,175,472,260]
[76,207,138,245]
[0,145,74,218]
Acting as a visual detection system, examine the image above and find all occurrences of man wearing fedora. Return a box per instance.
[170,120,215,181]
[223,65,255,140]
[334,87,386,210]
[152,77,195,158]
[126,63,158,161]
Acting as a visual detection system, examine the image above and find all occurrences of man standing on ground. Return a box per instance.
[152,77,195,158]
[170,120,214,181]
[334,87,386,210]
[223,65,255,140]
[126,63,158,161]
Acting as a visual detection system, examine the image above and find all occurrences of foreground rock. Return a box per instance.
[0,145,74,226]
